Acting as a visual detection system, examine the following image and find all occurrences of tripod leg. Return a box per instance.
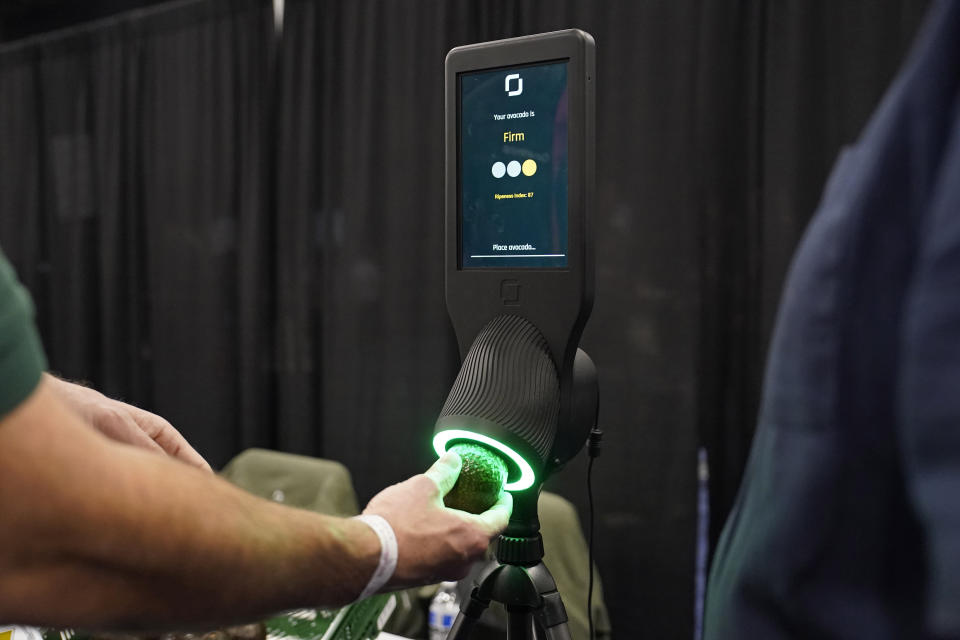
[532,591,573,640]
[447,586,491,640]
[535,621,572,640]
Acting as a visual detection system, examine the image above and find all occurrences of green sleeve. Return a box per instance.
[0,249,47,418]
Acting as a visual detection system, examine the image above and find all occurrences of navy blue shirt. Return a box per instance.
[705,2,960,637]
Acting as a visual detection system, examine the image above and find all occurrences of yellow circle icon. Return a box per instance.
[522,159,537,176]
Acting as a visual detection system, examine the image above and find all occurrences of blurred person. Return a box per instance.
[705,1,960,638]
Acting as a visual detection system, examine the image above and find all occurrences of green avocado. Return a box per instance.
[443,442,508,514]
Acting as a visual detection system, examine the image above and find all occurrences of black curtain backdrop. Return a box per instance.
[0,1,930,637]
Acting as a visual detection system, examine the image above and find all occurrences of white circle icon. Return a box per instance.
[507,160,522,177]
[491,162,506,178]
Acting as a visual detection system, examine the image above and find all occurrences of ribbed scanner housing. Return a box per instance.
[438,315,560,461]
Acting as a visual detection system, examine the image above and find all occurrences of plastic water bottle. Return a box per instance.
[429,581,460,640]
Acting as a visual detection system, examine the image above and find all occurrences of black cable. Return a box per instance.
[587,455,596,640]
[587,426,603,640]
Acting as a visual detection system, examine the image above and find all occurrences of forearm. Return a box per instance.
[0,382,378,629]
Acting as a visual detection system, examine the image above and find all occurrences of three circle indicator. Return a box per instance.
[491,159,537,178]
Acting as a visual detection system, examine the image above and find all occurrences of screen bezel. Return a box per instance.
[457,58,571,271]
[445,30,594,375]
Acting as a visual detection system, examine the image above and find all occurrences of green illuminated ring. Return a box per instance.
[433,429,536,492]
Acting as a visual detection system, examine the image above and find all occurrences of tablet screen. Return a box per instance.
[459,61,568,269]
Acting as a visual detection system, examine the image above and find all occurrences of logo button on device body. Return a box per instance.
[500,279,520,306]
[505,73,523,96]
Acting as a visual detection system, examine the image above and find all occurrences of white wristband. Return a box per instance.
[352,514,398,600]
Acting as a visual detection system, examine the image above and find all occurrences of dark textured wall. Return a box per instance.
[0,0,175,43]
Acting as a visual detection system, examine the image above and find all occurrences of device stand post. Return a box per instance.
[506,608,534,639]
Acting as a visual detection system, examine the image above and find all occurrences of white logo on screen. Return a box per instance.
[505,73,523,96]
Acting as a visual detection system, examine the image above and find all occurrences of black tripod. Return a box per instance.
[448,490,572,640]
